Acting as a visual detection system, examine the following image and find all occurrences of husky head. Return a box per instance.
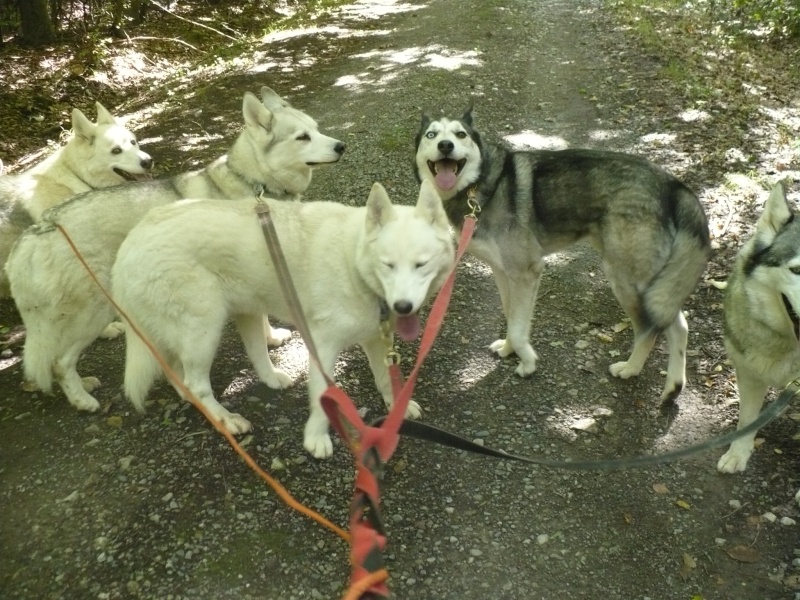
[414,105,483,200]
[743,181,800,339]
[237,88,345,197]
[359,180,455,341]
[70,102,153,186]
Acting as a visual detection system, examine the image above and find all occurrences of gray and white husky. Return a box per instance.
[717,181,800,506]
[0,102,153,295]
[415,108,711,401]
[111,181,454,458]
[7,87,344,413]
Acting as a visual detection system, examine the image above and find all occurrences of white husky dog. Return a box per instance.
[111,181,455,458]
[7,88,344,413]
[0,103,153,295]
[717,181,800,505]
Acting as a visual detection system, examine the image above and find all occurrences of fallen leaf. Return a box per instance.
[726,545,760,563]
[612,321,629,333]
[652,483,669,494]
[675,499,691,510]
[623,512,634,524]
[679,552,697,580]
[106,415,123,428]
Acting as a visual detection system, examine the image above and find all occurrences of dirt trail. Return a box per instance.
[1,0,798,599]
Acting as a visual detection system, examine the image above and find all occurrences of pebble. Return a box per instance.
[728,499,742,510]
[762,512,777,523]
[781,517,796,526]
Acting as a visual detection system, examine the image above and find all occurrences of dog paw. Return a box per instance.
[514,359,537,377]
[264,369,293,390]
[609,361,641,380]
[717,446,752,473]
[405,400,422,419]
[99,321,125,339]
[81,377,101,393]
[267,327,292,347]
[220,412,252,436]
[660,381,684,403]
[69,393,100,413]
[489,338,514,358]
[304,433,334,459]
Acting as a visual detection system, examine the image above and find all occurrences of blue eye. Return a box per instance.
[425,131,436,139]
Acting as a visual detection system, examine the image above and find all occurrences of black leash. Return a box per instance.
[373,383,798,471]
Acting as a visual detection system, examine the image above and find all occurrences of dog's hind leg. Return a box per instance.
[53,345,101,412]
[264,315,292,347]
[660,311,688,402]
[717,368,768,474]
[488,267,541,377]
[234,314,293,389]
[361,335,421,419]
[179,326,253,436]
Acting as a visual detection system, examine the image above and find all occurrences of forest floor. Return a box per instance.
[1,0,800,599]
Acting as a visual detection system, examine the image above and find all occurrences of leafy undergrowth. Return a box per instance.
[0,0,343,171]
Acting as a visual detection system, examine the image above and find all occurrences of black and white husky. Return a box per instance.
[415,107,711,401]
[717,181,800,506]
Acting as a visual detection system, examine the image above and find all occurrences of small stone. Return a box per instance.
[537,534,549,545]
[470,548,483,557]
[762,512,777,523]
[728,499,742,510]
[714,538,726,546]
[781,517,796,526]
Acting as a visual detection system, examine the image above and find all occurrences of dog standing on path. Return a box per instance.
[0,102,153,295]
[111,181,455,459]
[717,181,800,506]
[415,107,711,401]
[7,88,344,413]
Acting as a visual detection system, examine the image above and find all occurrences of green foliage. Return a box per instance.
[731,0,800,37]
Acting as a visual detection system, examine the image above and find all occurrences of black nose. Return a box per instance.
[141,157,153,169]
[437,140,454,154]
[334,142,346,155]
[394,300,413,315]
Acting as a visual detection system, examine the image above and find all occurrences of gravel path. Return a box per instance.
[1,0,799,599]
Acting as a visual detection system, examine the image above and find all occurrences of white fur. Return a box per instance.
[111,181,454,459]
[0,103,152,295]
[7,88,344,412]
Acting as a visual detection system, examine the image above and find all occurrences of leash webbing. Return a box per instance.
[370,381,797,469]
[320,216,476,599]
[256,193,476,599]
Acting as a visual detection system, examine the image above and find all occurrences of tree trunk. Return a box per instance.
[18,0,56,46]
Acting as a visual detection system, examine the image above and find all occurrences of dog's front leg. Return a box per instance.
[717,368,769,474]
[303,344,339,459]
[361,335,421,419]
[488,266,542,377]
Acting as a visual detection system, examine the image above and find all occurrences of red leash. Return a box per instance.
[321,214,477,598]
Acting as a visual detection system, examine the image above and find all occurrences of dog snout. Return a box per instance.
[393,300,413,315]
[141,156,153,170]
[334,141,346,156]
[437,139,454,155]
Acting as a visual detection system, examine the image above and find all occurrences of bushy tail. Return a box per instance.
[23,330,56,392]
[124,330,162,412]
[642,185,712,331]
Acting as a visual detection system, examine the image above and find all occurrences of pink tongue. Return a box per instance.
[396,314,421,342]
[434,160,458,191]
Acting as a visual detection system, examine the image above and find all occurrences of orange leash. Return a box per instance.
[54,223,350,543]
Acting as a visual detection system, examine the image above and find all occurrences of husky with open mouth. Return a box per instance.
[415,107,711,401]
[717,181,800,506]
[7,88,345,413]
[111,181,454,459]
[0,102,153,295]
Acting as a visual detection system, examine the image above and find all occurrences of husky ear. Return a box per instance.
[260,86,291,112]
[461,99,475,126]
[365,182,395,234]
[71,107,96,143]
[420,112,432,131]
[758,181,793,236]
[415,180,448,229]
[243,92,274,132]
[95,102,118,126]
